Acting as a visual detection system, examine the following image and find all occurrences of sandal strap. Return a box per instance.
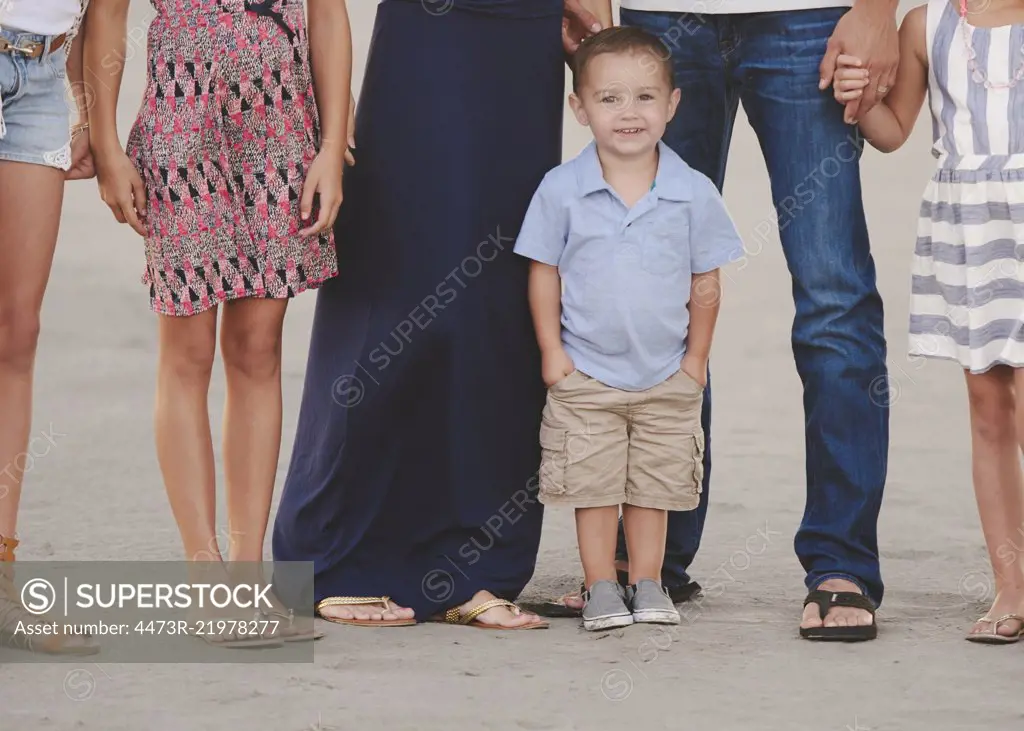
[0,534,18,563]
[445,598,518,625]
[977,613,1024,632]
[804,590,876,620]
[316,596,393,615]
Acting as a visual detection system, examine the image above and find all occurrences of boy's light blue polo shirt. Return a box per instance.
[514,140,744,392]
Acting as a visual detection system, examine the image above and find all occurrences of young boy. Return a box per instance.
[514,27,743,631]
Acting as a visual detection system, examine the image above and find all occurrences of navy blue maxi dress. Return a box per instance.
[272,0,566,619]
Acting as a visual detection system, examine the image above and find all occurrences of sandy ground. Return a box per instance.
[3,1,1023,729]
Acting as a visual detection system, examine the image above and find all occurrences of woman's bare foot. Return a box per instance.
[318,600,414,623]
[800,578,875,630]
[455,590,546,628]
[558,560,629,612]
[966,589,1024,639]
[560,591,586,611]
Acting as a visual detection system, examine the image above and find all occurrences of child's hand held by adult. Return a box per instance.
[817,1,899,120]
[832,54,872,121]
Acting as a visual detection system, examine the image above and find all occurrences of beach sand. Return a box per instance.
[3,2,1021,729]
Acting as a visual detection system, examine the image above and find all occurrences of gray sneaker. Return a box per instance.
[582,580,634,631]
[626,579,681,625]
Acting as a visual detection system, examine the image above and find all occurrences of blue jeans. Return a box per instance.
[617,7,889,606]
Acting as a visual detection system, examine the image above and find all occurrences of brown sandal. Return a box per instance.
[0,534,100,656]
[315,596,416,627]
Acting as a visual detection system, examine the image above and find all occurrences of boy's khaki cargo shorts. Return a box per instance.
[537,368,705,511]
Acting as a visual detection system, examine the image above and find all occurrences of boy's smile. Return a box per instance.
[569,50,680,160]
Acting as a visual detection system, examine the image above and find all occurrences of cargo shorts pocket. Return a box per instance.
[689,430,705,494]
[538,420,567,497]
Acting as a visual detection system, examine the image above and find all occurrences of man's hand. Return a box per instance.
[563,0,604,55]
[542,347,576,388]
[818,2,899,121]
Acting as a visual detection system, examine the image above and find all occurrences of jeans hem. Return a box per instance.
[806,572,874,604]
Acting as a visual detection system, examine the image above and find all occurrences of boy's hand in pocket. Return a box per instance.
[680,353,708,389]
[542,347,575,388]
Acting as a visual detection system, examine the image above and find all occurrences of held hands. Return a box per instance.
[818,3,899,122]
[542,347,576,388]
[831,55,873,124]
[65,126,96,181]
[680,353,708,389]
[96,149,148,237]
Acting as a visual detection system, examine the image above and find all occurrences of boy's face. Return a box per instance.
[570,50,680,158]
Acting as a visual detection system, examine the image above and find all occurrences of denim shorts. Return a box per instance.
[0,28,72,170]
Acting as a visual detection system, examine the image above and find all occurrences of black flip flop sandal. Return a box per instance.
[800,589,878,641]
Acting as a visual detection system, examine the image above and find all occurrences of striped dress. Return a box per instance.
[909,0,1024,373]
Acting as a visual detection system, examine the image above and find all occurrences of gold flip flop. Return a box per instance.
[433,598,549,630]
[965,613,1024,644]
[315,596,416,627]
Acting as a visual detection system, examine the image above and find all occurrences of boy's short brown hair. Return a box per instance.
[571,26,675,95]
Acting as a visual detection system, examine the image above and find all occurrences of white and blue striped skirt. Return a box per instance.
[909,157,1024,373]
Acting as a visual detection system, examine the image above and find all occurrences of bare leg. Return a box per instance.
[0,161,64,539]
[218,299,335,635]
[216,300,412,625]
[548,507,622,613]
[963,367,1024,638]
[219,299,288,564]
[0,161,97,654]
[154,310,219,562]
[621,505,667,585]
[575,505,621,589]
[154,308,280,646]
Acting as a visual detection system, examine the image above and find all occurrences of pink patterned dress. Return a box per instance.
[127,0,337,316]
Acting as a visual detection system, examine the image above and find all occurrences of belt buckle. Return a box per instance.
[0,37,43,57]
